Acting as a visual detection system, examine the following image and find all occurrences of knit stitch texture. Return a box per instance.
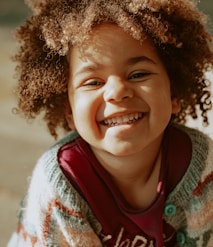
[7,125,213,247]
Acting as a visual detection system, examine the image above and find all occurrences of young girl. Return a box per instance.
[8,0,213,246]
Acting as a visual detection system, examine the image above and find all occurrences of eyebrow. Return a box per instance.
[73,56,156,77]
[126,56,157,66]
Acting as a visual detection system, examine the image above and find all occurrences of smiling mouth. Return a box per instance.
[101,112,144,126]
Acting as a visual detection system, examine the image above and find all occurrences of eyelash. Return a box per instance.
[128,71,151,80]
[82,71,151,88]
[83,79,104,87]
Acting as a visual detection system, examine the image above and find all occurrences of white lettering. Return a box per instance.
[120,239,131,247]
[102,234,112,242]
[131,235,148,247]
[102,227,154,247]
[114,228,125,247]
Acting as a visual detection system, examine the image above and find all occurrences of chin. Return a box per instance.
[108,146,136,157]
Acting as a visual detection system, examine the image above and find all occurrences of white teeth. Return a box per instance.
[103,113,143,126]
[135,113,139,120]
[123,116,129,122]
[117,116,123,124]
[112,117,117,124]
[129,114,134,121]
[104,119,111,125]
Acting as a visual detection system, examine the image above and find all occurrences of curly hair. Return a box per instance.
[14,0,213,138]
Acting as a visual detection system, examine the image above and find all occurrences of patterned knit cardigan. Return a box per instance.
[7,125,213,247]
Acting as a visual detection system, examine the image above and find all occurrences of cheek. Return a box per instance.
[147,89,173,119]
[71,97,103,142]
[156,84,173,106]
[71,94,99,126]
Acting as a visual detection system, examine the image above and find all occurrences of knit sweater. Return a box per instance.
[8,125,213,247]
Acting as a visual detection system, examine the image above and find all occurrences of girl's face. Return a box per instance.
[67,23,179,158]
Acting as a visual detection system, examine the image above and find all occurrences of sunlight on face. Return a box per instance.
[66,23,180,160]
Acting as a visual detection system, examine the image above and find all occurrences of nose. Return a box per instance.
[104,76,133,102]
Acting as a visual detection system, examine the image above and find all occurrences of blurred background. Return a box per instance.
[0,0,213,246]
[0,0,54,246]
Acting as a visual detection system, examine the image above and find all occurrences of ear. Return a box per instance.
[171,98,181,114]
[65,102,76,130]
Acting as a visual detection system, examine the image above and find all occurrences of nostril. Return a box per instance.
[122,94,132,100]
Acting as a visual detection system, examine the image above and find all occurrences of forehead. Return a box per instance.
[70,23,158,63]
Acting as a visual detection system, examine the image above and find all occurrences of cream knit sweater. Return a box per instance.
[8,125,213,247]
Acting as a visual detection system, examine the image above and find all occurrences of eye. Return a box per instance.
[83,79,105,88]
[128,71,151,81]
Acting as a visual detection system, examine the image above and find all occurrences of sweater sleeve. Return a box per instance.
[7,149,103,247]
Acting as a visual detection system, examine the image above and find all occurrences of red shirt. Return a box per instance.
[58,125,192,246]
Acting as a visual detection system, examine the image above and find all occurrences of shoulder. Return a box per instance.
[171,124,213,159]
[20,131,102,240]
[14,131,103,246]
[168,124,213,196]
[36,131,80,181]
[172,123,212,143]
[24,131,94,222]
[165,125,213,236]
[165,124,213,199]
[28,131,85,204]
[168,124,213,176]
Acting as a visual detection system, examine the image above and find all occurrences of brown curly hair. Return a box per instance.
[14,0,213,138]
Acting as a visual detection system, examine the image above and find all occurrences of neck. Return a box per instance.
[114,146,162,210]
[92,135,164,209]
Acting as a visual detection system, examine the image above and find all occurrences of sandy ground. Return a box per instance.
[0,24,213,247]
